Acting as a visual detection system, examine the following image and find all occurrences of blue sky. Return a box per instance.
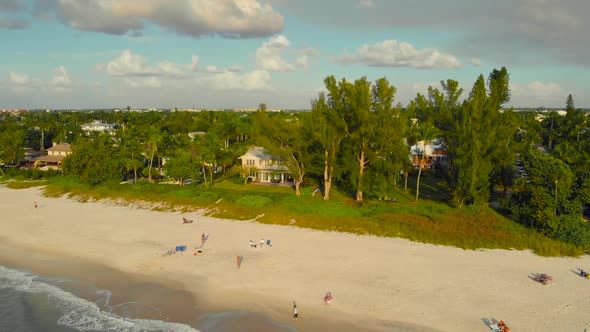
[0,0,588,109]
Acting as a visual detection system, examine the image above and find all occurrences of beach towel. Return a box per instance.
[176,245,187,252]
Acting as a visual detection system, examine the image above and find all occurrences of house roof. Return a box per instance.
[240,146,274,159]
[33,155,65,163]
[47,143,71,153]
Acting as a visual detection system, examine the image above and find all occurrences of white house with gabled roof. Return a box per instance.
[238,146,292,183]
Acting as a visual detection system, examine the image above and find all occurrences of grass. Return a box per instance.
[5,180,47,189]
[34,175,588,257]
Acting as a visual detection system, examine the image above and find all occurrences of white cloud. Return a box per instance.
[125,77,162,88]
[99,50,191,78]
[190,56,200,71]
[204,65,223,73]
[225,65,243,72]
[358,0,375,8]
[51,66,72,90]
[41,0,284,38]
[514,81,565,98]
[256,35,296,72]
[334,39,462,69]
[9,71,31,85]
[509,80,571,107]
[0,0,25,12]
[202,70,272,91]
[294,55,309,70]
[7,66,72,92]
[468,57,482,67]
[296,47,320,57]
[0,16,28,29]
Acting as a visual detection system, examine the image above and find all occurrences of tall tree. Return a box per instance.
[309,81,348,200]
[440,69,512,206]
[252,111,311,195]
[165,151,200,185]
[566,94,575,111]
[145,128,163,182]
[0,127,26,165]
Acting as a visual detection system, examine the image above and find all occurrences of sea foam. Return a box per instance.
[0,266,200,332]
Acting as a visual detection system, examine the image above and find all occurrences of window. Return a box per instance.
[246,159,255,166]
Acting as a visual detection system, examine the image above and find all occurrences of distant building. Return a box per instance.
[23,148,41,162]
[80,120,116,135]
[0,109,28,115]
[188,131,206,140]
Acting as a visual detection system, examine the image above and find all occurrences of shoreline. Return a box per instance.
[2,186,589,331]
[0,241,299,332]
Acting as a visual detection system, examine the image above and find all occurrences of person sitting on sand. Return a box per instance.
[581,270,588,277]
[249,240,256,248]
[323,291,333,305]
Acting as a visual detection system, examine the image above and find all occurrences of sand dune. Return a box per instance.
[1,186,589,331]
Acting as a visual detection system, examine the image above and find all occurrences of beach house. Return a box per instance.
[32,142,72,170]
[80,120,117,136]
[239,146,291,183]
[409,139,447,169]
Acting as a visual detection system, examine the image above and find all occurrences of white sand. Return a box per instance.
[1,186,589,331]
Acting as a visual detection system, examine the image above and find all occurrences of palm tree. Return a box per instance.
[412,122,440,202]
[146,129,163,182]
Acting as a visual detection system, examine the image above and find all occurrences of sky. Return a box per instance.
[0,0,588,110]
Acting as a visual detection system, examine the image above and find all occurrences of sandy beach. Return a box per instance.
[1,186,589,331]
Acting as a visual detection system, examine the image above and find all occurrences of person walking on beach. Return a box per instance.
[201,233,206,247]
[292,301,298,320]
[236,255,242,269]
[260,238,264,248]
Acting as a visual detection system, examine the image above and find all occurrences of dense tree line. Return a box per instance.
[1,68,589,245]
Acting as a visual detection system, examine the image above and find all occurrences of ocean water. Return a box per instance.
[0,265,299,332]
[0,265,200,332]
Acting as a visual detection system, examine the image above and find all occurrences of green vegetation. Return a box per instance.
[6,180,47,189]
[41,175,586,256]
[1,68,588,256]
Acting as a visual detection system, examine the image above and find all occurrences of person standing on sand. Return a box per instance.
[236,255,242,269]
[201,233,206,246]
[292,302,298,320]
[260,238,264,248]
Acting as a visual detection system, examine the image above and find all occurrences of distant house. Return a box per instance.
[238,146,291,183]
[23,148,42,162]
[409,139,447,169]
[33,143,72,170]
[81,120,116,135]
[188,131,206,140]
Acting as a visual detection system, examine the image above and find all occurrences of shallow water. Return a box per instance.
[0,265,295,332]
[0,265,199,332]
